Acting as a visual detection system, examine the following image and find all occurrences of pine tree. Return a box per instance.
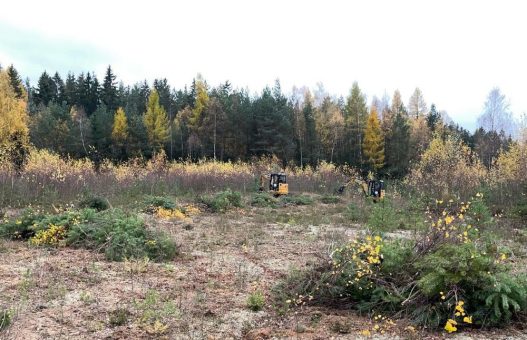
[362,107,385,171]
[143,89,169,152]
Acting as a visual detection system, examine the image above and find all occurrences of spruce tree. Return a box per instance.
[102,65,119,112]
[6,65,24,99]
[345,82,368,166]
[385,111,410,177]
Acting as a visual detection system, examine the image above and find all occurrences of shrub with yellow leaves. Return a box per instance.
[29,224,66,247]
[274,194,527,330]
[407,136,486,201]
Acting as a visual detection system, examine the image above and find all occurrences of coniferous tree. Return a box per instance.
[362,107,385,171]
[302,93,317,165]
[112,107,129,144]
[345,82,368,166]
[6,65,24,99]
[64,72,77,106]
[35,71,57,106]
[52,72,65,104]
[30,102,71,154]
[0,69,30,170]
[101,66,119,113]
[408,87,428,118]
[427,103,441,131]
[143,89,169,152]
[385,111,410,177]
[90,104,113,161]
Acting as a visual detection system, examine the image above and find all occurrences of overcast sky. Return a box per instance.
[1,0,525,131]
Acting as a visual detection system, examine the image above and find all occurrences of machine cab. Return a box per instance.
[367,180,385,201]
[269,173,288,195]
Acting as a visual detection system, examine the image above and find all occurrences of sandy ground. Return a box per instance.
[0,203,526,340]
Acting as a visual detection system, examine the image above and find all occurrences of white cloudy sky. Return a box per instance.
[1,0,526,131]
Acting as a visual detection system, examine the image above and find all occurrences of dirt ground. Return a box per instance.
[1,202,526,340]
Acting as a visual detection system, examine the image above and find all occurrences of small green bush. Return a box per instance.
[513,199,527,220]
[78,196,110,211]
[67,209,177,262]
[200,189,243,213]
[345,203,367,222]
[274,198,527,330]
[0,209,46,239]
[320,195,341,204]
[251,192,278,208]
[0,308,11,331]
[367,201,401,232]
[143,195,176,212]
[109,308,130,326]
[467,198,493,226]
[247,291,265,312]
[281,195,314,206]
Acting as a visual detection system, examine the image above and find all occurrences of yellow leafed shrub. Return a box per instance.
[407,136,486,200]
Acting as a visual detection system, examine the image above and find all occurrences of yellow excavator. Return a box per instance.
[259,172,288,196]
[337,177,385,202]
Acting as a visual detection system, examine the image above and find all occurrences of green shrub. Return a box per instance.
[281,195,314,206]
[200,189,243,213]
[467,198,493,227]
[345,203,367,222]
[513,199,527,220]
[0,208,46,239]
[367,200,401,232]
[0,308,11,331]
[78,196,110,211]
[67,209,177,261]
[247,291,265,312]
[109,308,130,326]
[251,192,278,208]
[134,289,177,324]
[143,195,176,212]
[274,198,527,331]
[320,195,341,204]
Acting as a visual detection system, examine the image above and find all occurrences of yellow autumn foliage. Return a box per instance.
[407,136,486,200]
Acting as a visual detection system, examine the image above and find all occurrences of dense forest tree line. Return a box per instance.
[0,63,517,177]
